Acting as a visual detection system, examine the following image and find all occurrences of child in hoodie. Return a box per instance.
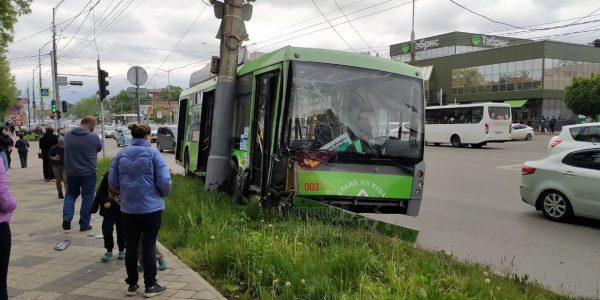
[0,156,16,300]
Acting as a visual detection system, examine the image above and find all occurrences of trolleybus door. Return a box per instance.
[197,90,215,172]
[250,71,280,194]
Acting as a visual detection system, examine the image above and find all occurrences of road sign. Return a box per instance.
[157,111,163,119]
[40,87,50,98]
[127,66,148,86]
[57,76,68,86]
[127,87,148,98]
[140,105,154,115]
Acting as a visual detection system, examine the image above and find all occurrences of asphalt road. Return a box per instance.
[366,135,600,298]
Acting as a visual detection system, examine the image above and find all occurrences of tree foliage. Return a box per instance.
[0,52,18,118]
[111,89,135,114]
[159,85,183,101]
[0,0,33,47]
[564,74,600,117]
[70,95,99,119]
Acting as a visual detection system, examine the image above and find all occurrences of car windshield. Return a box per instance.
[289,61,424,160]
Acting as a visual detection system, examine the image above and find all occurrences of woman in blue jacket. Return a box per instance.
[108,123,171,298]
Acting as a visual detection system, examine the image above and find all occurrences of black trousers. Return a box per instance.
[102,208,125,252]
[18,151,27,168]
[6,152,10,169]
[123,211,162,288]
[42,155,54,180]
[0,222,11,300]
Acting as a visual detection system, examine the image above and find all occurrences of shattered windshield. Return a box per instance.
[289,62,424,159]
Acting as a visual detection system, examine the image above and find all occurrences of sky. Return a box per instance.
[5,0,600,103]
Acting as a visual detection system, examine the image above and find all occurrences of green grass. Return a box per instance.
[24,133,39,141]
[96,159,570,299]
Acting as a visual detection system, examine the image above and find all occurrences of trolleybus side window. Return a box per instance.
[234,74,252,150]
[189,92,202,143]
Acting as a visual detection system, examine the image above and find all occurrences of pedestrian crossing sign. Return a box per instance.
[40,87,50,98]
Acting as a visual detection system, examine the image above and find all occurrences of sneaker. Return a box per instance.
[157,258,167,271]
[143,284,166,298]
[62,220,71,230]
[80,225,93,232]
[127,284,140,296]
[118,251,126,260]
[100,252,113,263]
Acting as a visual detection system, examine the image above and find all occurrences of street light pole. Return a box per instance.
[31,68,35,127]
[52,7,62,130]
[38,48,43,125]
[410,0,416,63]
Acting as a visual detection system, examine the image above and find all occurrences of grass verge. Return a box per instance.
[96,159,569,299]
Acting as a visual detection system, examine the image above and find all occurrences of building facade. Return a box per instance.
[390,32,600,125]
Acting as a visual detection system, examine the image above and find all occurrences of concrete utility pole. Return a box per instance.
[410,0,416,62]
[31,69,35,127]
[52,7,62,129]
[38,49,43,125]
[205,0,253,191]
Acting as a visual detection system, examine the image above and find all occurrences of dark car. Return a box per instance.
[156,125,178,152]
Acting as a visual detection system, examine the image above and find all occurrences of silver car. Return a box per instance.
[520,146,600,222]
[156,125,178,152]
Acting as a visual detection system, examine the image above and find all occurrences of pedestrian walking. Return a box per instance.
[549,116,557,134]
[540,117,546,134]
[0,128,10,173]
[91,171,126,263]
[63,117,102,232]
[39,128,58,182]
[15,134,29,168]
[8,125,14,137]
[108,123,171,298]
[6,137,13,169]
[48,137,66,199]
[0,155,16,300]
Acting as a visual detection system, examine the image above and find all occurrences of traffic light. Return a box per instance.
[51,99,57,113]
[97,67,110,100]
[62,100,67,113]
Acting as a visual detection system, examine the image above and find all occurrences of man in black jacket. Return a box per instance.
[39,128,58,182]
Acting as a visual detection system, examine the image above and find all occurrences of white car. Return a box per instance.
[548,122,600,154]
[511,124,534,140]
[520,146,600,222]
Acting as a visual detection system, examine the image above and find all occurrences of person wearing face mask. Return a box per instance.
[62,116,102,231]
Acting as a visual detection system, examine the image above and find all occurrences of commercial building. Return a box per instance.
[390,31,600,126]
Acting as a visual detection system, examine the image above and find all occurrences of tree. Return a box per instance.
[159,85,182,101]
[111,90,135,114]
[564,74,600,118]
[0,52,18,118]
[0,0,32,47]
[70,96,99,119]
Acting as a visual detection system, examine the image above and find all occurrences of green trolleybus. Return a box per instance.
[176,46,425,215]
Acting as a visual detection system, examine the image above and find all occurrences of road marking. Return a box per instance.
[496,164,523,171]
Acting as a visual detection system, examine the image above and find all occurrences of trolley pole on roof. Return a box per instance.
[205,0,253,191]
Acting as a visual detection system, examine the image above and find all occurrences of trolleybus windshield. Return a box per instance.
[288,61,424,160]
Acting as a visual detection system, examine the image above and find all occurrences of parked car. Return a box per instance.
[548,122,600,154]
[149,124,158,143]
[511,124,534,140]
[520,146,600,222]
[115,128,133,147]
[156,125,178,152]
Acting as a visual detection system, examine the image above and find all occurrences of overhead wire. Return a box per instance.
[145,4,209,87]
[310,0,355,51]
[333,0,376,54]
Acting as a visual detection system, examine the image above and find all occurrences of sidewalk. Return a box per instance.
[5,145,225,300]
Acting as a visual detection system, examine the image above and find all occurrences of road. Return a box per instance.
[367,135,600,298]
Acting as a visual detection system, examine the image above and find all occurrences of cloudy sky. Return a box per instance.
[6,0,600,103]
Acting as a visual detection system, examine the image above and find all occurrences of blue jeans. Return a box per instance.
[0,152,7,172]
[63,174,97,228]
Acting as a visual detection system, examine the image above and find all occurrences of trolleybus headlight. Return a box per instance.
[418,181,423,187]
[416,170,424,177]
[415,189,421,195]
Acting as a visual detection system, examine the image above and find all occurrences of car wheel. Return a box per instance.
[539,190,573,222]
[157,142,163,152]
[525,133,532,141]
[451,135,462,147]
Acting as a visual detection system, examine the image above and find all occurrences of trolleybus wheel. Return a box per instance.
[451,135,462,147]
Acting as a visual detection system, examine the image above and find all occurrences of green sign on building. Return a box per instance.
[471,35,482,46]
